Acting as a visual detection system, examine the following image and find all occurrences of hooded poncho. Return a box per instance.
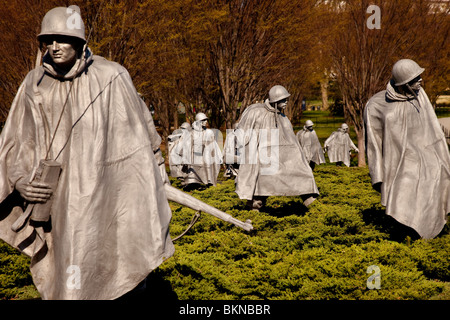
[173,121,222,186]
[324,128,358,167]
[296,126,326,165]
[234,100,319,201]
[0,48,175,299]
[168,128,185,178]
[364,80,450,239]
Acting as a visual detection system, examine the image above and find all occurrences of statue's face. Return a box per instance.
[277,98,288,110]
[408,76,422,92]
[201,119,208,128]
[45,36,78,70]
[307,126,313,131]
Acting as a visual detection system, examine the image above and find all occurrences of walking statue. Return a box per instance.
[173,113,223,189]
[234,85,319,210]
[296,120,326,170]
[0,6,252,300]
[364,58,450,239]
[168,122,191,179]
[324,123,359,167]
[223,124,241,179]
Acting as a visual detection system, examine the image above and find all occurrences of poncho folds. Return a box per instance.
[0,48,175,299]
[168,128,185,178]
[364,81,450,239]
[174,121,222,186]
[235,100,319,201]
[324,128,358,167]
[296,126,326,165]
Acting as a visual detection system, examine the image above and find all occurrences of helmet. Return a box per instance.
[195,113,208,121]
[305,120,314,127]
[268,85,291,103]
[392,59,424,86]
[180,122,191,129]
[38,6,86,43]
[341,123,349,130]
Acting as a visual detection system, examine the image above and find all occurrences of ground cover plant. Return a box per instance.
[160,166,449,300]
[0,111,449,300]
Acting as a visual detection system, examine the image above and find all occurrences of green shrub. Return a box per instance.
[1,165,448,300]
[0,241,38,300]
[162,166,448,300]
[411,237,450,282]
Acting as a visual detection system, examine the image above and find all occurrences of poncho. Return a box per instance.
[168,128,185,178]
[235,100,319,200]
[296,126,326,165]
[364,80,450,239]
[174,121,222,186]
[0,48,175,299]
[324,129,358,167]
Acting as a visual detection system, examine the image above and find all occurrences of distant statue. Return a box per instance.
[324,123,359,167]
[234,85,319,210]
[174,113,223,189]
[223,124,241,179]
[364,58,450,239]
[296,120,326,170]
[168,122,191,179]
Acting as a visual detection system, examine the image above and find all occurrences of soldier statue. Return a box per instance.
[364,58,450,239]
[174,113,223,189]
[0,6,174,299]
[324,123,359,167]
[296,120,326,170]
[168,122,191,179]
[235,85,319,210]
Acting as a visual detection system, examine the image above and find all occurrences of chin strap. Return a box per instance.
[274,103,279,128]
[406,84,421,113]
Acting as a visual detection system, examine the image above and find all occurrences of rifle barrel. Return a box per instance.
[164,184,253,232]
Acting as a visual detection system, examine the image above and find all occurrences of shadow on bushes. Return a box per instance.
[362,207,420,243]
[263,200,309,218]
[117,269,179,302]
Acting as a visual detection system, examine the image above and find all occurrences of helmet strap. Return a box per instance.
[406,84,421,113]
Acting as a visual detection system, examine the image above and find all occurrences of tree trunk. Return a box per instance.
[155,98,171,160]
[356,129,366,167]
[320,79,329,111]
[173,101,179,129]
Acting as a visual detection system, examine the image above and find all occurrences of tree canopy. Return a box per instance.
[0,0,448,162]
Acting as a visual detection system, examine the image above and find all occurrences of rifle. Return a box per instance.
[164,184,253,232]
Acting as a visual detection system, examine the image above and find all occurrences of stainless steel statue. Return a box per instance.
[223,125,240,179]
[234,85,319,210]
[364,58,450,239]
[0,6,175,300]
[296,120,326,170]
[168,122,191,179]
[324,123,359,167]
[173,113,223,189]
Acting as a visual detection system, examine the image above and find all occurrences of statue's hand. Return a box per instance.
[15,178,53,203]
